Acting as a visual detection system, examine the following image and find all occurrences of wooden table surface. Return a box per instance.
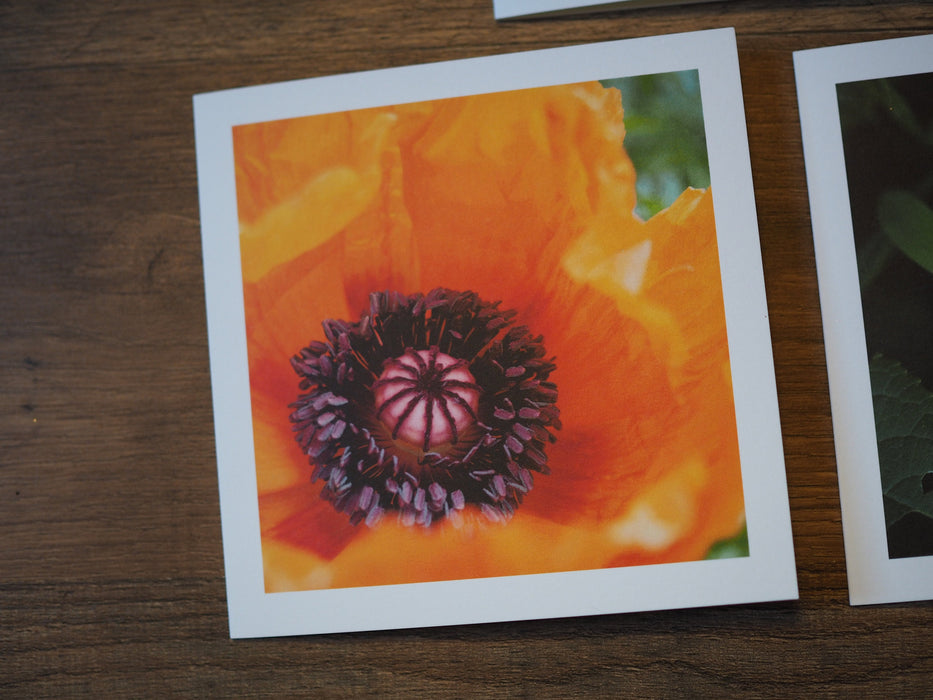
[2,0,931,696]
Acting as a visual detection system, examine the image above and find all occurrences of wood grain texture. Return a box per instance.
[2,0,931,695]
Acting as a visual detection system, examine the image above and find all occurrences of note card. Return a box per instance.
[195,28,796,638]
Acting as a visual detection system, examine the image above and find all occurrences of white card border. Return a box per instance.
[195,27,797,639]
[794,33,933,605]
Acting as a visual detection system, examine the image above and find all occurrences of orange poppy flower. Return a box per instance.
[233,81,745,592]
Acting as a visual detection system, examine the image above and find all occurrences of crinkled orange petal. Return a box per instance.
[236,109,421,296]
[517,271,680,524]
[398,83,638,309]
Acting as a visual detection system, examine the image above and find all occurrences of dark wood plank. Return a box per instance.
[2,0,931,695]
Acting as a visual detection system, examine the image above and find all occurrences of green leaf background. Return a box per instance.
[602,71,710,220]
[838,72,933,558]
[705,526,749,560]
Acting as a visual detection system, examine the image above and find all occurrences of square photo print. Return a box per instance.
[195,28,796,638]
[795,33,933,605]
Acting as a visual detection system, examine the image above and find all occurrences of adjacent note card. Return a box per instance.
[493,0,727,20]
[195,28,796,638]
[795,33,933,605]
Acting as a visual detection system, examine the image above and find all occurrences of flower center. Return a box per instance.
[373,347,480,452]
[290,288,559,527]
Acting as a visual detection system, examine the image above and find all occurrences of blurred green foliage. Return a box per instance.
[879,190,933,276]
[601,71,710,220]
[705,525,749,560]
